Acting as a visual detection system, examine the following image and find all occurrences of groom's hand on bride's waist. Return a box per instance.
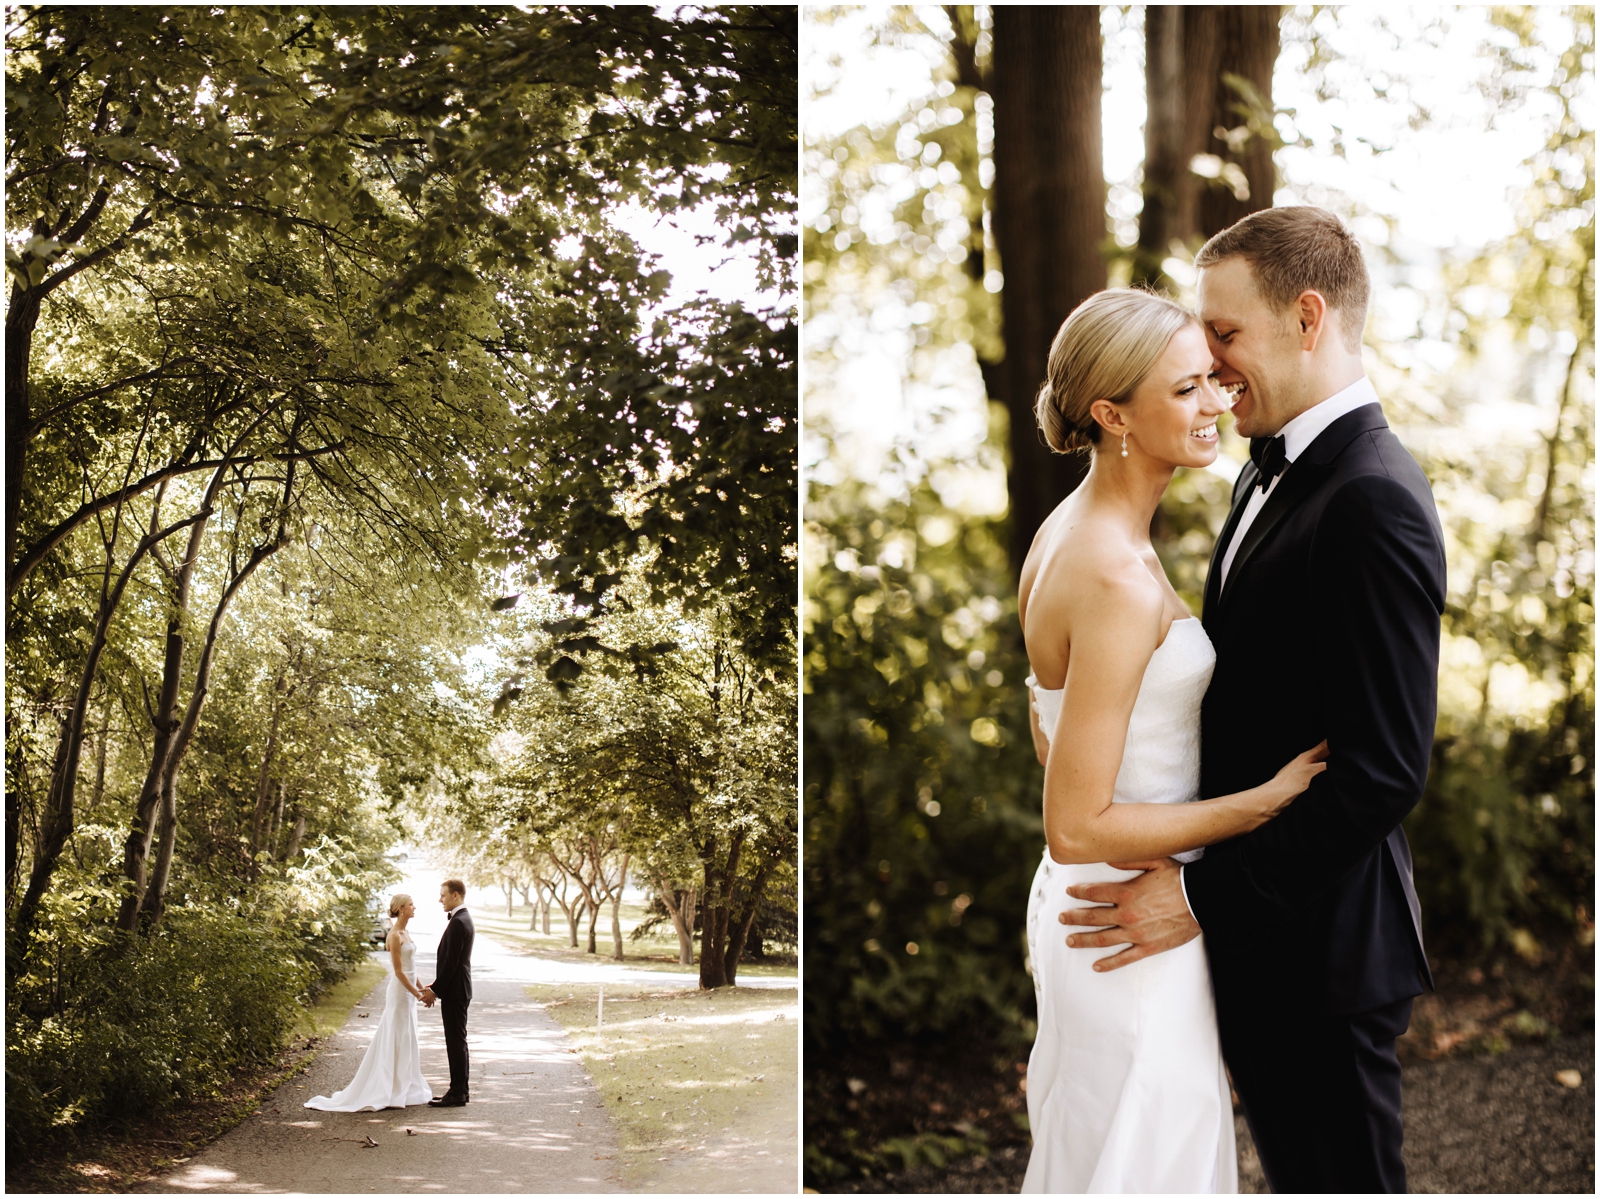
[1059,858,1201,972]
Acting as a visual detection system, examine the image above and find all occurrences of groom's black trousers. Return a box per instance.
[440,996,470,1098]
[1219,994,1412,1194]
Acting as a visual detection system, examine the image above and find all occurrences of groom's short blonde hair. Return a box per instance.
[1195,206,1370,350]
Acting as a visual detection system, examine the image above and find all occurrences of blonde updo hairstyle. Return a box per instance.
[388,893,413,921]
[1035,288,1199,453]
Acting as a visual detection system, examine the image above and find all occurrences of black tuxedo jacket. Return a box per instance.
[1186,402,1443,1015]
[430,906,474,1004]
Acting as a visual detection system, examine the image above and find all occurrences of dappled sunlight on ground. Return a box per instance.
[533,982,799,1193]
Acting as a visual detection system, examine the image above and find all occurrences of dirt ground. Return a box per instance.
[813,1032,1593,1194]
[808,954,1595,1195]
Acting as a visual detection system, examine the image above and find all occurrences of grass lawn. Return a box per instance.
[528,980,799,1192]
[476,900,798,979]
[298,957,387,1038]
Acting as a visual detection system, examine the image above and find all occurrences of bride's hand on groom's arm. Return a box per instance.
[1058,858,1200,972]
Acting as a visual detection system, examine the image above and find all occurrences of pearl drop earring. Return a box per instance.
[1121,434,1129,458]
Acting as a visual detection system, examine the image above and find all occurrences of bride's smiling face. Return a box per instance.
[1095,323,1227,467]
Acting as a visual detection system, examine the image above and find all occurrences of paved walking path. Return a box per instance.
[142,931,625,1194]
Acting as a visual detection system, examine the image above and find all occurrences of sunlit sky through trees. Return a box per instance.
[803,5,1589,503]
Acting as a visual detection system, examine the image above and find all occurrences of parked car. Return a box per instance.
[368,907,388,946]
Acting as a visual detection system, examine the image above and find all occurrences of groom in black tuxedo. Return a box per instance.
[1060,207,1443,1193]
[422,878,474,1107]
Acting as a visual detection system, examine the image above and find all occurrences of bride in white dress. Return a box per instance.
[1017,289,1327,1193]
[305,894,435,1112]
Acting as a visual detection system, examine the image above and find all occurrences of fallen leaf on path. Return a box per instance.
[361,1135,380,1148]
[1556,1069,1583,1088]
[405,1128,417,1136]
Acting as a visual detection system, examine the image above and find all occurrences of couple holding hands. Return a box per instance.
[304,880,476,1112]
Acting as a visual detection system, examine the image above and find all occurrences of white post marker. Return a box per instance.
[598,984,604,1029]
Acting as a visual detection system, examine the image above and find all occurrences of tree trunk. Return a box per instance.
[506,879,515,919]
[5,282,42,587]
[610,851,630,961]
[655,874,697,966]
[989,6,1107,572]
[89,695,111,816]
[697,830,745,989]
[16,511,199,949]
[725,855,779,986]
[585,897,599,955]
[1193,7,1280,239]
[531,880,548,932]
[247,673,287,874]
[118,487,213,931]
[5,771,20,909]
[1135,6,1280,288]
[141,771,179,931]
[283,808,306,861]
[139,529,286,931]
[682,885,697,966]
[1133,5,1188,287]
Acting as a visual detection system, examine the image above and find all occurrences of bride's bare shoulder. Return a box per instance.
[1025,511,1163,637]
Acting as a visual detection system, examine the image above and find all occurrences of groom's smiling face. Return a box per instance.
[1197,257,1303,439]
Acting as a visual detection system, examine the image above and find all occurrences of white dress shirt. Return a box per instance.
[1216,376,1382,588]
[1179,376,1382,920]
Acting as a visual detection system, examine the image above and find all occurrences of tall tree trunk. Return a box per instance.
[725,855,779,986]
[610,851,630,962]
[5,768,21,909]
[247,671,287,874]
[1135,6,1280,289]
[118,486,213,931]
[532,880,549,932]
[89,693,111,816]
[14,513,197,949]
[585,897,599,955]
[282,806,306,861]
[1133,5,1188,287]
[655,872,697,966]
[268,780,286,849]
[5,282,42,586]
[139,524,287,931]
[989,6,1107,572]
[141,771,180,931]
[681,885,697,966]
[697,830,745,989]
[1193,7,1280,239]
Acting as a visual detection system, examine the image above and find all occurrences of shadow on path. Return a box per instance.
[141,930,625,1194]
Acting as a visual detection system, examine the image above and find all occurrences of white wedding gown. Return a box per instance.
[1022,617,1237,1194]
[304,932,433,1112]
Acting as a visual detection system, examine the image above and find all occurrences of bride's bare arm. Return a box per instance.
[1043,577,1325,865]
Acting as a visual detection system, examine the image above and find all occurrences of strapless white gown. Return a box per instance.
[304,934,433,1111]
[1022,618,1237,1194]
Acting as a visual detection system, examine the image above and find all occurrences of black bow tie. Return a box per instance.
[1250,435,1288,492]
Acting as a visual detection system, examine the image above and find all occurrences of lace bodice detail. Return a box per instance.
[1028,618,1216,861]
